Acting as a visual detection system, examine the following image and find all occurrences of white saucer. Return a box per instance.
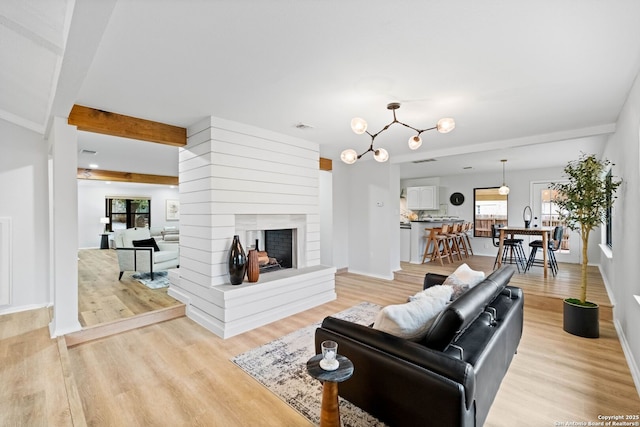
[319,358,339,371]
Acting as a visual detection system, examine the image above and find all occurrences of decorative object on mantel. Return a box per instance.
[247,249,259,283]
[552,153,622,338]
[522,205,532,228]
[228,235,247,285]
[498,159,510,195]
[341,102,455,164]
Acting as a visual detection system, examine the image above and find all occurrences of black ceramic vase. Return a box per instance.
[228,235,247,285]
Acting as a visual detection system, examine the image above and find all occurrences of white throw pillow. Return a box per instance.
[373,286,452,341]
[409,284,455,302]
[442,263,486,300]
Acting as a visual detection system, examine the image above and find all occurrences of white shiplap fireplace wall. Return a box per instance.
[168,116,336,338]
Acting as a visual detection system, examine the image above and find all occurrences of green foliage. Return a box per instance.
[552,153,622,233]
[551,153,622,304]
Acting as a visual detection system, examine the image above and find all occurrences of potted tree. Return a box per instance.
[552,153,622,338]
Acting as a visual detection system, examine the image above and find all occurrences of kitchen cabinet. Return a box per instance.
[406,186,439,210]
[400,227,411,262]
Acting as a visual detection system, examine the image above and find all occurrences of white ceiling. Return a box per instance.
[3,1,640,180]
[0,0,72,133]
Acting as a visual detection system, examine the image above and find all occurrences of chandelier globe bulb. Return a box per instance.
[350,117,368,135]
[436,117,455,133]
[408,135,422,150]
[374,148,389,162]
[341,149,358,164]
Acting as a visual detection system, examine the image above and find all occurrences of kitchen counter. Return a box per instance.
[409,219,464,264]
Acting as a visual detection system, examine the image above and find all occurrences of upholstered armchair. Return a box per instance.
[114,228,179,280]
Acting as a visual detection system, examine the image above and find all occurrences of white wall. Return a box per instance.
[77,180,179,248]
[341,160,399,279]
[0,120,50,313]
[330,161,350,271]
[600,69,640,391]
[319,170,333,265]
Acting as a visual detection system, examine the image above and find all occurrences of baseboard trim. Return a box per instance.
[64,305,186,347]
[614,318,640,398]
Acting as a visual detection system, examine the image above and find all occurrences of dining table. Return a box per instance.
[496,226,555,277]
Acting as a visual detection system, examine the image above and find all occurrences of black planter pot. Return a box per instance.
[228,235,247,285]
[563,299,599,338]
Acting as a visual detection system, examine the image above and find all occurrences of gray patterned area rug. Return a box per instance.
[231,302,388,427]
[131,271,170,289]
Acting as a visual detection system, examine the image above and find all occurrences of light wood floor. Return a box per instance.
[78,249,182,327]
[2,256,638,426]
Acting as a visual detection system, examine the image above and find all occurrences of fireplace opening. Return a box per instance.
[254,228,295,273]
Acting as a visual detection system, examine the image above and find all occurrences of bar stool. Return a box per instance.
[421,227,439,264]
[454,223,470,258]
[421,225,451,265]
[463,222,474,256]
[445,223,463,261]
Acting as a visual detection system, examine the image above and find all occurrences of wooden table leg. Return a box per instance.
[320,381,340,427]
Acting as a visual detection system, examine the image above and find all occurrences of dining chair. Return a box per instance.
[525,226,563,276]
[491,224,527,273]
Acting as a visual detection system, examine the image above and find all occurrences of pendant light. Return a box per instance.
[498,159,510,195]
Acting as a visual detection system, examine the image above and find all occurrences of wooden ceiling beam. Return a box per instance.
[77,168,178,186]
[68,105,186,147]
[319,157,332,171]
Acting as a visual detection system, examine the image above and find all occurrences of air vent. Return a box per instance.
[79,149,97,155]
[412,158,437,164]
[294,122,314,130]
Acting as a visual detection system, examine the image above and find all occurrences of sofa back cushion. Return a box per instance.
[421,266,515,351]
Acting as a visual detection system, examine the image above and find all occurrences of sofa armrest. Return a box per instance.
[116,247,153,272]
[424,272,448,289]
[157,241,179,252]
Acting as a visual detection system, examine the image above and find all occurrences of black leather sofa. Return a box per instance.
[315,266,523,427]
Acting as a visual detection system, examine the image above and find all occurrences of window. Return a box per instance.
[605,169,613,248]
[105,197,150,231]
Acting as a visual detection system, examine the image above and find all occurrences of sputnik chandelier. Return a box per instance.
[341,102,455,164]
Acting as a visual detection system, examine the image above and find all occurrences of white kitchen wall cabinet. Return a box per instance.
[406,186,438,210]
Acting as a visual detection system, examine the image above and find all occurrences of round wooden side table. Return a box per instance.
[306,353,354,427]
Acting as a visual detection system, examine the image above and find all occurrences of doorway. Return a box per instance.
[530,181,580,265]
